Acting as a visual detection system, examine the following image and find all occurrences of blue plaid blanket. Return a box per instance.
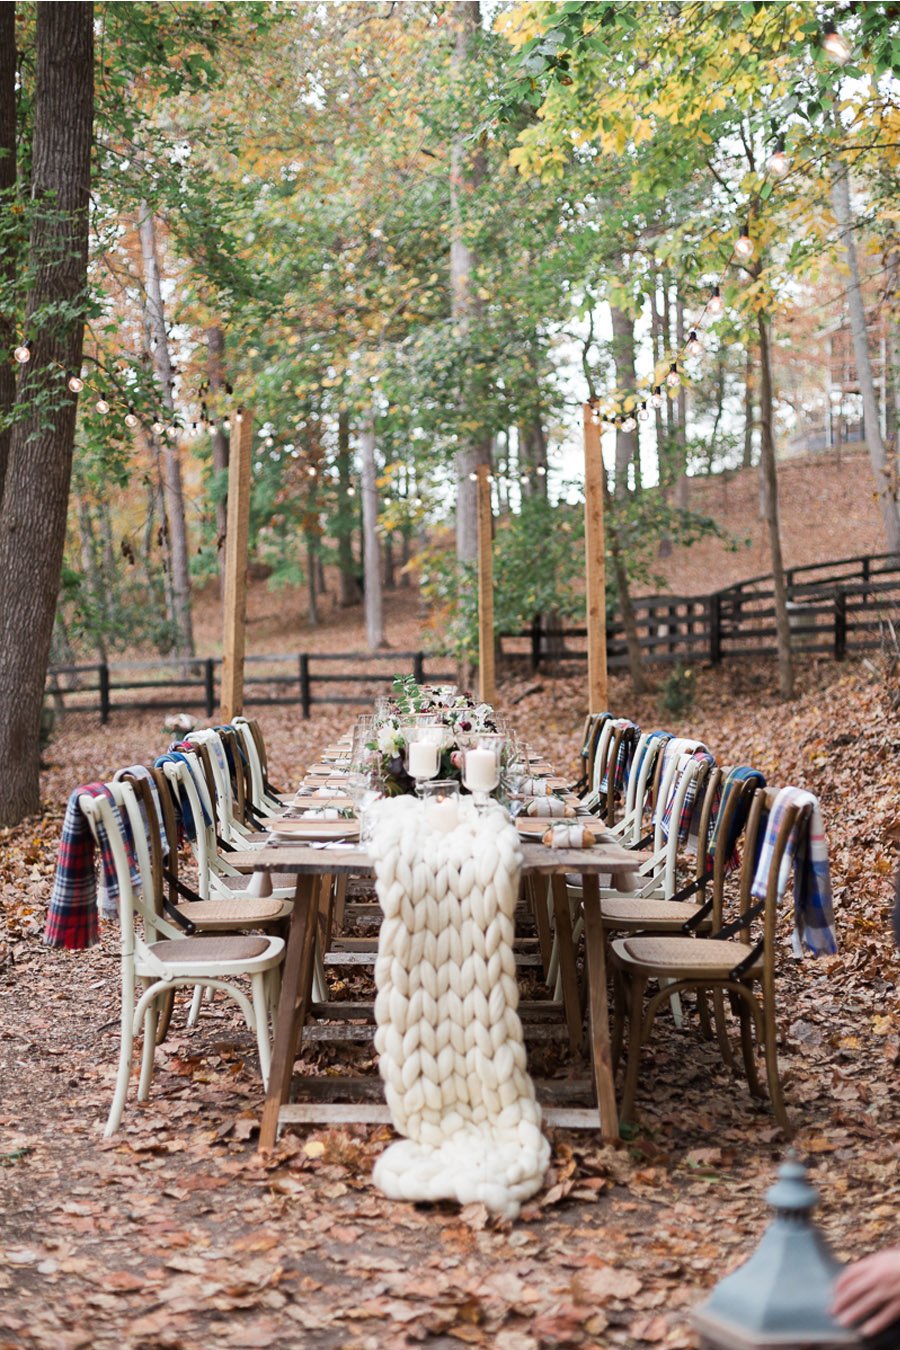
[751,787,837,956]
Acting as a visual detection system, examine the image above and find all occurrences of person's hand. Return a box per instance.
[831,1248,900,1337]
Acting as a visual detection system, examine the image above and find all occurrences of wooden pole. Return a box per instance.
[583,404,608,713]
[220,408,253,721]
[476,463,496,705]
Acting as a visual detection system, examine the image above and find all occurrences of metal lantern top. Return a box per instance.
[691,1154,860,1349]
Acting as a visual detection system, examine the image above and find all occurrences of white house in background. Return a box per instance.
[787,308,890,457]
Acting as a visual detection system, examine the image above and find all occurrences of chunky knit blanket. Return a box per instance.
[368,796,550,1219]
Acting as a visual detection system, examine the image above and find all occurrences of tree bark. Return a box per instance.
[830,161,900,555]
[674,293,689,509]
[742,347,754,469]
[610,304,638,498]
[757,310,795,699]
[138,202,195,655]
[0,2,16,508]
[0,2,93,825]
[450,0,490,562]
[336,408,361,606]
[360,417,384,650]
[206,324,229,596]
[603,479,647,694]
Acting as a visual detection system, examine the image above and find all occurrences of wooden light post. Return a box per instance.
[583,403,608,713]
[220,407,253,722]
[476,463,496,706]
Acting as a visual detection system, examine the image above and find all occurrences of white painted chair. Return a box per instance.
[81,783,284,1136]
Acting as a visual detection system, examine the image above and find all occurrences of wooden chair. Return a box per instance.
[610,786,807,1130]
[81,782,284,1136]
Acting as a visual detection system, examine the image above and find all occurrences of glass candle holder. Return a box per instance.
[404,726,443,796]
[463,739,501,808]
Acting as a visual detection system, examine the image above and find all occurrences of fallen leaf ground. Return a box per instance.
[1,656,898,1350]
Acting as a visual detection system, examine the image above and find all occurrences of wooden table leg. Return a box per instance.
[259,874,320,1150]
[551,874,583,1054]
[582,873,619,1142]
[530,875,553,978]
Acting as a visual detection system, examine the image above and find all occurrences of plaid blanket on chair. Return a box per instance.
[43,784,137,950]
[751,787,837,956]
[599,720,639,796]
[660,748,716,852]
[706,766,767,875]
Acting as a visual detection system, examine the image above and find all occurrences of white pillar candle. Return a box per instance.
[464,747,498,792]
[426,796,459,832]
[408,739,439,779]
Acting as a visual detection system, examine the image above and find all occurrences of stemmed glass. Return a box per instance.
[405,725,444,798]
[462,736,503,810]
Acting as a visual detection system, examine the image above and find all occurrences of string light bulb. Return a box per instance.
[622,414,637,432]
[14,341,32,364]
[347,486,356,497]
[190,422,199,438]
[767,135,790,178]
[151,419,164,433]
[223,416,231,431]
[67,372,84,393]
[666,362,681,388]
[124,407,138,428]
[536,465,546,476]
[468,471,477,481]
[709,285,723,315]
[687,330,703,357]
[96,398,110,415]
[822,20,851,63]
[735,224,755,260]
[650,385,663,409]
[638,401,649,422]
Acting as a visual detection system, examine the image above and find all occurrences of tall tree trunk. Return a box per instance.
[742,347,755,469]
[757,311,795,699]
[336,408,361,606]
[360,417,384,650]
[451,0,490,562]
[603,479,647,695]
[830,161,900,554]
[383,533,395,589]
[76,494,109,662]
[0,2,93,825]
[0,2,16,508]
[305,531,319,628]
[138,202,195,655]
[610,304,637,498]
[674,293,689,509]
[206,324,229,596]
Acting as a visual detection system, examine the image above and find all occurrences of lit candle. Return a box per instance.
[426,795,459,832]
[408,740,439,779]
[464,747,499,793]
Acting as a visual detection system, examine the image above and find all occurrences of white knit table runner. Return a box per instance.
[367,796,550,1219]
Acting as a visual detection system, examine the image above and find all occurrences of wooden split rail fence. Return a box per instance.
[46,551,899,720]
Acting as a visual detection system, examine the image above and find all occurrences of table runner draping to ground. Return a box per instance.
[367,796,551,1219]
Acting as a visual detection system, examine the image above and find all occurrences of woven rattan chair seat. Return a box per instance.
[175,899,285,927]
[600,897,710,928]
[149,935,272,963]
[612,935,761,978]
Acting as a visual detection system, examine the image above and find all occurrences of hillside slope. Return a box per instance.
[191,448,888,655]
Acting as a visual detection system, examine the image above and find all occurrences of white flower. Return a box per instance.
[377,724,405,756]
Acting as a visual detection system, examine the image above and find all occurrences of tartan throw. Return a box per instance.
[599,720,639,796]
[44,784,137,950]
[751,786,837,957]
[113,764,169,859]
[706,766,766,875]
[660,747,716,852]
[154,752,211,840]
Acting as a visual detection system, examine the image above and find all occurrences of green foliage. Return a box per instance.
[420,497,586,661]
[658,664,696,719]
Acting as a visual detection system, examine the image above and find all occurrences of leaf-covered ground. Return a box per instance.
[1,657,898,1350]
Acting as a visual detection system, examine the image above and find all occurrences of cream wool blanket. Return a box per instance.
[368,796,550,1219]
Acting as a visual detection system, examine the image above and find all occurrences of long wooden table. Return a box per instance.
[229,837,643,1151]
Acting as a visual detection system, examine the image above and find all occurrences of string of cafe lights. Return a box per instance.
[10,18,852,476]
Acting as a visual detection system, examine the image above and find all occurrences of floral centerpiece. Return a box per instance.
[369,676,499,796]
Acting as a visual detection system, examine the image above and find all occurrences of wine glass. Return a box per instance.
[462,737,502,810]
[405,726,443,798]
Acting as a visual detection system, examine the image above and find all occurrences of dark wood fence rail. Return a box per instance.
[500,550,900,670]
[45,651,456,724]
[46,551,899,720]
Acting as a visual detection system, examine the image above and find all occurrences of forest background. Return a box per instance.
[0,0,899,826]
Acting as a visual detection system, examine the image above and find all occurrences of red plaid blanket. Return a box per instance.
[43,784,137,950]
